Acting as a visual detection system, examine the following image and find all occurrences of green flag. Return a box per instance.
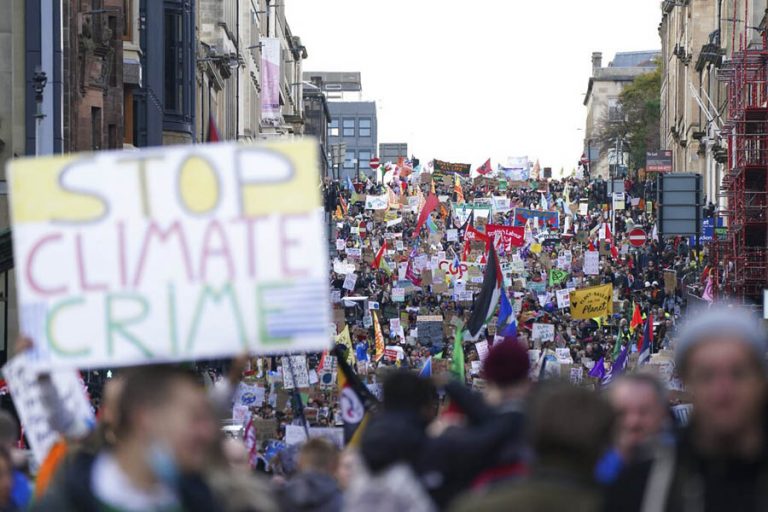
[612,338,623,359]
[549,268,568,286]
[451,320,465,382]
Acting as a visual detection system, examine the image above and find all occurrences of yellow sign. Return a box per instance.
[569,284,613,320]
[530,243,542,254]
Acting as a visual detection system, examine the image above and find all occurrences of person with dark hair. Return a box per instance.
[450,384,614,512]
[0,411,29,510]
[277,437,342,512]
[604,306,768,511]
[32,365,220,512]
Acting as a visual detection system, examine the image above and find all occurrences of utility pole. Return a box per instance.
[32,66,48,156]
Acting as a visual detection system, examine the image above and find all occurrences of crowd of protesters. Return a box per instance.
[0,161,765,512]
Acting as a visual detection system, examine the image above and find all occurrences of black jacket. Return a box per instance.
[32,451,219,512]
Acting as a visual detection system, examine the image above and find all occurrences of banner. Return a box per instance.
[433,159,471,176]
[260,38,282,125]
[365,193,389,210]
[485,225,525,252]
[498,166,530,182]
[8,140,331,368]
[513,208,559,229]
[569,284,613,320]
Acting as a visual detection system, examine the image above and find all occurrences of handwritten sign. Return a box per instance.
[3,352,95,464]
[281,355,310,390]
[8,141,332,368]
[531,323,555,342]
[569,284,614,320]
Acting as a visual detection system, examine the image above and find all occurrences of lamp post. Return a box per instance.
[32,66,48,157]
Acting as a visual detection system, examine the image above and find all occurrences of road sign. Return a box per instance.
[628,228,647,247]
[369,156,381,170]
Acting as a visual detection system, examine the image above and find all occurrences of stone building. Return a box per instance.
[583,50,659,179]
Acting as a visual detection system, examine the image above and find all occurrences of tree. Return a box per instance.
[593,66,661,172]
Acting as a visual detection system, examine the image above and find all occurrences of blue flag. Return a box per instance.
[588,356,606,380]
[419,356,432,378]
[497,291,517,338]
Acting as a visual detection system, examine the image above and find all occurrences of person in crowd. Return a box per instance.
[0,447,18,512]
[0,412,30,510]
[32,365,220,512]
[450,383,614,512]
[418,339,529,508]
[596,373,671,484]
[277,437,342,512]
[604,306,768,511]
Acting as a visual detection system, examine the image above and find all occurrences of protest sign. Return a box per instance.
[3,352,95,464]
[569,284,614,320]
[346,247,361,259]
[281,355,310,390]
[335,239,346,251]
[234,382,265,407]
[8,140,331,368]
[392,287,405,302]
[232,405,250,425]
[531,323,555,342]
[485,225,525,252]
[343,273,358,291]
[475,340,489,362]
[446,229,458,242]
[664,270,677,294]
[285,425,344,448]
[584,251,600,275]
[417,315,444,347]
[555,288,571,309]
[365,193,389,210]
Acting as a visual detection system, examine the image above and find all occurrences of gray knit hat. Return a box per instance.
[675,305,767,374]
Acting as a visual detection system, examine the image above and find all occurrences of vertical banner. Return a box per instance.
[260,37,282,126]
[8,140,331,368]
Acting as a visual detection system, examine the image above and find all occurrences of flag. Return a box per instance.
[604,223,619,259]
[335,325,356,365]
[405,247,421,286]
[450,320,465,382]
[588,357,606,379]
[638,315,653,366]
[372,311,385,362]
[207,114,220,143]
[419,356,432,378]
[496,290,517,338]
[602,346,629,385]
[612,338,623,359]
[458,210,475,241]
[413,193,440,238]
[454,174,465,204]
[549,268,568,287]
[476,158,493,175]
[702,275,714,303]
[334,345,379,444]
[372,241,387,270]
[466,245,503,338]
[630,303,643,332]
[339,194,348,215]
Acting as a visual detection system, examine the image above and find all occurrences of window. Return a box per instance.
[359,118,371,137]
[91,107,102,151]
[122,0,133,41]
[358,150,371,170]
[607,98,622,122]
[343,118,355,137]
[164,9,184,114]
[329,119,339,137]
[344,150,356,169]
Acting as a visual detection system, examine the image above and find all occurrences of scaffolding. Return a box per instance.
[715,19,768,303]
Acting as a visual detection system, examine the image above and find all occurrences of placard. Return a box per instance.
[584,251,600,275]
[446,229,458,242]
[531,323,555,342]
[8,141,331,368]
[343,273,358,291]
[556,289,571,309]
[3,352,95,464]
[416,315,444,347]
[392,287,405,302]
[234,382,265,407]
[281,355,309,390]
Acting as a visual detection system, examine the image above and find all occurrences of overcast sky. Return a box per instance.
[286,0,661,173]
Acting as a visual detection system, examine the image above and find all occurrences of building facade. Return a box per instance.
[303,77,331,176]
[380,143,408,164]
[583,50,659,179]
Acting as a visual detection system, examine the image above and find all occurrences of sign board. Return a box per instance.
[8,141,331,368]
[612,192,625,211]
[3,352,95,464]
[531,323,555,342]
[659,173,701,237]
[416,315,444,347]
[646,150,673,173]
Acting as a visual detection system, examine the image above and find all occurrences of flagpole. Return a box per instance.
[286,355,311,439]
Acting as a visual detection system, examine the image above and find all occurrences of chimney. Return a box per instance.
[592,52,603,75]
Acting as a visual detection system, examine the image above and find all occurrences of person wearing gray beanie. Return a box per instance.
[674,305,767,374]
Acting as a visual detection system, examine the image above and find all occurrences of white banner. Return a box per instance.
[8,140,331,368]
[260,37,282,125]
[365,193,389,210]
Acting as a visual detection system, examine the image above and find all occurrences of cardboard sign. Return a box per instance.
[343,273,358,291]
[531,323,555,342]
[8,141,331,368]
[249,417,278,441]
[475,340,489,361]
[417,315,444,347]
[392,287,405,302]
[555,288,571,309]
[3,352,95,464]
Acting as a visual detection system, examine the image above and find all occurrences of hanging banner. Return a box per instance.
[432,159,471,176]
[513,208,559,229]
[260,38,282,126]
[485,225,525,252]
[569,284,614,320]
[8,140,332,368]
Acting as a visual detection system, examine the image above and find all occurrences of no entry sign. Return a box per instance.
[628,228,647,247]
[369,157,381,170]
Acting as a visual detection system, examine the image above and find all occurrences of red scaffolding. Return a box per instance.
[715,24,768,303]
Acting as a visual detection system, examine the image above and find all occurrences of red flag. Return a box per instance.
[412,193,440,238]
[630,303,643,332]
[476,158,493,175]
[372,241,387,269]
[207,114,220,143]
